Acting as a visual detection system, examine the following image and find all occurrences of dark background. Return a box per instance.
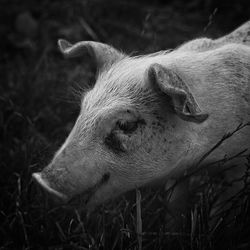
[0,0,250,249]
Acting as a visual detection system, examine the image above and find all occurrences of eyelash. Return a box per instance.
[116,120,138,133]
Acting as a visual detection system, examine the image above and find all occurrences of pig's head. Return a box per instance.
[33,40,208,209]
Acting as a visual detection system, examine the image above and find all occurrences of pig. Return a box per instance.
[33,21,250,211]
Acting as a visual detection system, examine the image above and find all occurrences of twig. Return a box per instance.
[79,17,100,41]
[74,209,86,236]
[121,228,203,237]
[136,189,142,250]
[165,122,250,199]
[196,122,250,168]
[203,8,218,33]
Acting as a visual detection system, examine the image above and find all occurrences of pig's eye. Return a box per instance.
[117,120,138,134]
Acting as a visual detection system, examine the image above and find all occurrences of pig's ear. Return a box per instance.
[57,39,124,70]
[147,63,208,123]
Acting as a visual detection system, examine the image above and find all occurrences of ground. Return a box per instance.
[0,0,250,249]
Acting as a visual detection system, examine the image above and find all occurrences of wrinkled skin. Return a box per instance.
[33,21,250,210]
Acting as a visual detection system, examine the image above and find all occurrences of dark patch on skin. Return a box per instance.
[171,124,176,129]
[243,31,250,42]
[150,114,167,135]
[156,115,165,121]
[138,118,146,126]
[105,132,125,153]
[146,147,152,153]
[101,172,110,184]
[243,37,250,42]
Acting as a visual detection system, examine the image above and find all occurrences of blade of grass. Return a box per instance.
[136,189,142,250]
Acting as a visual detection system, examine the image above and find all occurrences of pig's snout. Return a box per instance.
[32,172,68,202]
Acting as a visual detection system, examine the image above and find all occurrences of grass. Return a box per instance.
[1,0,250,249]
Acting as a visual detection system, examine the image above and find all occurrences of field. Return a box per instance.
[1,0,250,249]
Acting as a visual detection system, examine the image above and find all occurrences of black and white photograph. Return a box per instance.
[1,0,250,249]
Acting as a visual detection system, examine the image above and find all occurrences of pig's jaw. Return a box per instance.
[67,172,112,210]
[32,173,68,201]
[85,176,130,211]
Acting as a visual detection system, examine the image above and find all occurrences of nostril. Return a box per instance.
[32,172,68,202]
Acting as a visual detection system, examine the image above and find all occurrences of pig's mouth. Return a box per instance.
[33,171,111,208]
[32,172,68,201]
[68,172,111,207]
